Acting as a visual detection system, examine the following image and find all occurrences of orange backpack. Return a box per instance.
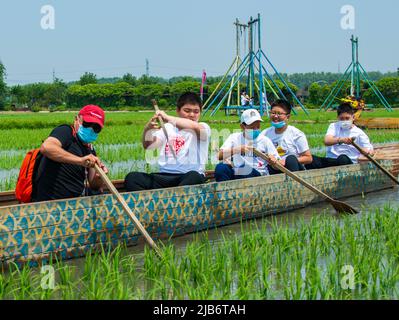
[15,126,80,203]
[15,148,43,203]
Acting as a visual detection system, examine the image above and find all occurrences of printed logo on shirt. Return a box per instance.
[275,144,287,157]
[165,135,186,155]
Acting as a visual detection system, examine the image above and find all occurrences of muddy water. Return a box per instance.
[56,186,399,293]
[108,186,399,259]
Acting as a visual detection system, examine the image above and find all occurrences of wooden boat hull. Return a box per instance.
[0,160,397,268]
[355,117,399,129]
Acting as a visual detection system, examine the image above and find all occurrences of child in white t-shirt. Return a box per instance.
[124,92,211,191]
[261,99,313,173]
[241,91,250,106]
[305,103,373,169]
[215,109,280,182]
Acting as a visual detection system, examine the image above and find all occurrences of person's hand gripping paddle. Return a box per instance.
[152,99,177,160]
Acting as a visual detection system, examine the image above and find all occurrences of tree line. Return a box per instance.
[0,62,398,111]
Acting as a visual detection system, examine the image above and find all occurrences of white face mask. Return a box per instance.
[339,120,353,130]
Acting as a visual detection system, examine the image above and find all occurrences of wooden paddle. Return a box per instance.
[252,149,358,214]
[351,139,399,185]
[151,99,177,160]
[93,163,162,257]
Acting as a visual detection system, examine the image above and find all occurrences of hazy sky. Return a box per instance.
[0,0,398,84]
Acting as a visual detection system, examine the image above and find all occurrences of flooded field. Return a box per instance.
[119,186,399,256]
[1,186,398,300]
[1,112,398,299]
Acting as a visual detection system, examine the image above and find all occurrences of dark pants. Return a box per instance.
[124,171,205,192]
[215,163,261,182]
[268,154,305,175]
[305,155,353,170]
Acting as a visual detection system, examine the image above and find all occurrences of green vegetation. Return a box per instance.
[0,61,6,109]
[0,107,398,300]
[0,110,398,191]
[308,78,399,108]
[285,71,398,90]
[1,206,398,299]
[2,66,398,111]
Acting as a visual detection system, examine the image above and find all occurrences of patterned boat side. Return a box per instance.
[0,161,395,267]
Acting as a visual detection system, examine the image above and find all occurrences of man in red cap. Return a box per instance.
[31,105,108,202]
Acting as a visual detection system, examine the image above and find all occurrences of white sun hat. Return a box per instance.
[240,109,264,125]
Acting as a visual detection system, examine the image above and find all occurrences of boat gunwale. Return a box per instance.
[0,160,395,214]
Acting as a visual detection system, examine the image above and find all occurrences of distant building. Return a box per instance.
[296,88,309,103]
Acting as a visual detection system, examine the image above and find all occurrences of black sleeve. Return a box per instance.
[49,125,74,149]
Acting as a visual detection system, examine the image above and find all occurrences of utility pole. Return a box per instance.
[52,68,56,82]
[230,18,247,106]
[146,59,149,77]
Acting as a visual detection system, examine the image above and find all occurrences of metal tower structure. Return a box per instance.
[319,35,392,111]
[203,14,309,117]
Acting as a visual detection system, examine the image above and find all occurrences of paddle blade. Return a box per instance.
[330,199,358,214]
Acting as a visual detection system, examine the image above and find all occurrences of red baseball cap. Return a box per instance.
[79,105,105,128]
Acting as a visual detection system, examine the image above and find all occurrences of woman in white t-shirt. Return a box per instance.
[124,92,211,191]
[305,103,374,169]
[215,109,280,182]
[261,100,313,173]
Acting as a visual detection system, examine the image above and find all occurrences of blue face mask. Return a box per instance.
[271,121,286,129]
[245,129,261,140]
[77,125,98,144]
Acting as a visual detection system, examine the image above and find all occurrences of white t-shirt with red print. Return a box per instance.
[152,122,211,175]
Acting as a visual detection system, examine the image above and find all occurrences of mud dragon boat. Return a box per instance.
[1,144,398,267]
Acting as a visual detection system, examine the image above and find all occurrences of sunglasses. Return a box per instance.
[270,112,288,117]
[83,121,102,133]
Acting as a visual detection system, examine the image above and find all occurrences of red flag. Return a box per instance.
[200,69,207,101]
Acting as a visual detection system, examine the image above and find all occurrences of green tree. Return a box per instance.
[363,77,399,106]
[308,83,321,105]
[137,75,166,85]
[46,78,68,108]
[120,73,137,86]
[66,82,135,108]
[0,61,7,109]
[308,83,332,106]
[79,72,98,85]
[9,85,25,106]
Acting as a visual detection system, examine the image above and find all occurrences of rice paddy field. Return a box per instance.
[1,108,399,191]
[0,108,399,300]
[0,206,398,299]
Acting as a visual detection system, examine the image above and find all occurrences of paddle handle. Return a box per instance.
[94,164,162,257]
[151,99,177,159]
[351,140,399,185]
[253,149,335,201]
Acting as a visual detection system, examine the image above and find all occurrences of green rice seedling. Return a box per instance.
[1,202,399,300]
[0,271,11,299]
[9,264,34,300]
[57,263,77,300]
